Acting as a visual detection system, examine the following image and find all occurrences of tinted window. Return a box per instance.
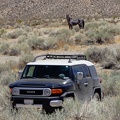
[82,65,91,77]
[72,65,83,79]
[89,65,97,77]
[72,65,91,79]
[22,65,70,79]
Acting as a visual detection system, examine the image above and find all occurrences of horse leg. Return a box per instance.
[78,24,82,29]
[82,20,85,29]
[69,25,73,29]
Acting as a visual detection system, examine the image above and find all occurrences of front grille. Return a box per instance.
[20,90,43,95]
[12,87,51,96]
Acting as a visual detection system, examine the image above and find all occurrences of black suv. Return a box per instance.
[9,54,103,113]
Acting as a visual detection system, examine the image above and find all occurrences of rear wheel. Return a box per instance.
[93,92,100,101]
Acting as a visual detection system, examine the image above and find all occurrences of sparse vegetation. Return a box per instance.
[0,16,120,120]
[5,28,27,39]
[85,46,120,69]
[0,43,10,54]
[18,53,34,69]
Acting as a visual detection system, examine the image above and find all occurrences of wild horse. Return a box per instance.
[66,15,85,30]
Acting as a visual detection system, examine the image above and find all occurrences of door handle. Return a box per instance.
[84,82,88,87]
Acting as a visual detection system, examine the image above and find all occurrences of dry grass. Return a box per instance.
[0,19,120,119]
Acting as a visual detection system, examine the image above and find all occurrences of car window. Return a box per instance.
[82,65,91,77]
[23,66,35,78]
[72,65,83,79]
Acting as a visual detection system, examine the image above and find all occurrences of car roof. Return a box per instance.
[27,59,94,66]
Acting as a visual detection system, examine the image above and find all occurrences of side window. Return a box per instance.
[72,65,83,79]
[82,65,91,77]
[26,66,35,77]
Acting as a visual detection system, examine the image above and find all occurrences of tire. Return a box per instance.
[93,92,100,101]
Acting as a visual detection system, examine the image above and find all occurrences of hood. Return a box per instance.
[9,78,72,88]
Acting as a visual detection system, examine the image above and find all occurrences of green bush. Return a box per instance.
[0,29,6,37]
[85,46,103,63]
[27,35,45,50]
[101,70,120,96]
[116,46,120,61]
[5,28,27,39]
[18,42,31,54]
[44,37,57,50]
[18,35,27,43]
[84,21,120,44]
[56,28,74,42]
[19,53,34,69]
[0,43,10,54]
[9,46,21,56]
[0,63,10,73]
[70,33,88,45]
[85,46,117,69]
[0,71,17,85]
[84,21,109,31]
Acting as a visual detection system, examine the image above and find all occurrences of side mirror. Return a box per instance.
[18,70,23,80]
[76,72,83,84]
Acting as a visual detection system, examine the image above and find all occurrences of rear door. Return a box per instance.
[72,65,93,101]
[82,65,93,100]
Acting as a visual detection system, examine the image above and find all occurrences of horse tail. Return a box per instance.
[82,20,85,28]
[79,19,85,29]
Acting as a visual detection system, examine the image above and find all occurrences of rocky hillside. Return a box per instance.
[0,0,120,23]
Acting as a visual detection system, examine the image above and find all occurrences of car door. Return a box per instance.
[72,65,93,101]
[82,65,93,100]
[72,65,87,101]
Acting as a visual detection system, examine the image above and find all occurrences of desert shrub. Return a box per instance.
[84,21,120,44]
[44,37,57,50]
[101,57,116,69]
[73,26,80,32]
[0,71,17,85]
[33,29,42,36]
[42,29,52,35]
[84,29,97,41]
[63,96,120,120]
[9,46,21,56]
[49,22,62,27]
[84,21,109,31]
[18,42,31,54]
[101,48,117,69]
[5,28,27,39]
[21,25,33,32]
[6,60,18,70]
[115,46,120,61]
[56,28,74,42]
[0,43,10,54]
[0,88,120,120]
[0,63,10,73]
[101,70,120,96]
[85,46,103,62]
[49,30,60,37]
[18,35,27,43]
[27,35,45,50]
[63,44,69,51]
[70,33,88,45]
[0,29,6,37]
[19,53,34,69]
[85,47,117,69]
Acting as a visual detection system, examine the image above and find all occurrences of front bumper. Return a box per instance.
[11,95,63,108]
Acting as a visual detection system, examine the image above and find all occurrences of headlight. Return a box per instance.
[43,88,51,96]
[12,88,19,95]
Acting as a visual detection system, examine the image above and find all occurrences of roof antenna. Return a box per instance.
[68,58,72,63]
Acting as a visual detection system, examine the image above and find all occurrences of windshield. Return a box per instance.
[22,65,70,79]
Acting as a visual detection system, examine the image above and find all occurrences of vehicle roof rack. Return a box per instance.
[33,54,87,62]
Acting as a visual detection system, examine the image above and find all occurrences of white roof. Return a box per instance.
[27,59,94,66]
